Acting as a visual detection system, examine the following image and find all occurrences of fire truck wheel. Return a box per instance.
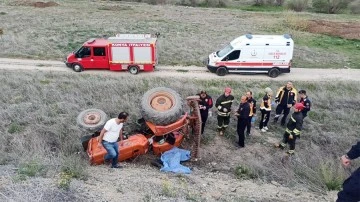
[72,63,83,72]
[76,109,108,133]
[268,68,280,78]
[128,66,139,75]
[141,87,184,126]
[216,66,227,76]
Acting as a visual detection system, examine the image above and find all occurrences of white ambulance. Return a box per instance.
[206,34,294,78]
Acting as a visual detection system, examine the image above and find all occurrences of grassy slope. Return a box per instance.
[0,70,360,200]
[0,0,359,68]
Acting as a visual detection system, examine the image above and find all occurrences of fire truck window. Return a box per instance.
[78,47,91,58]
[222,50,241,61]
[94,47,106,56]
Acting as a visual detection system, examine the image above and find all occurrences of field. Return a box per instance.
[1,0,360,201]
[0,0,359,68]
[1,69,360,201]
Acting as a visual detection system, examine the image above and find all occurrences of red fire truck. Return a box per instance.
[65,33,159,74]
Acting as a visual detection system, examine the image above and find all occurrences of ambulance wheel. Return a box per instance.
[216,66,227,76]
[141,87,184,126]
[268,68,280,78]
[128,66,139,75]
[72,63,83,72]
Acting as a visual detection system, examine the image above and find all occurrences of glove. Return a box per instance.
[217,106,222,110]
[223,108,228,113]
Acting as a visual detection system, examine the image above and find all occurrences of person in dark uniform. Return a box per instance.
[274,81,297,126]
[246,91,257,136]
[234,95,250,148]
[215,87,234,136]
[337,141,360,202]
[197,90,213,135]
[275,103,304,155]
[298,90,311,119]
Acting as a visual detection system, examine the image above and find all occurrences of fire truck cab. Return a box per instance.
[206,34,294,78]
[65,33,159,74]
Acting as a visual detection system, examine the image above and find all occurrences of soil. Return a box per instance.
[306,20,360,40]
[9,1,59,7]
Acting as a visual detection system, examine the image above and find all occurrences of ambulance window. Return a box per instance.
[94,47,106,56]
[222,50,240,61]
[217,44,233,57]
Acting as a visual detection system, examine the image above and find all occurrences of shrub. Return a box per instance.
[17,160,46,178]
[235,165,257,179]
[283,12,309,31]
[349,0,360,14]
[61,155,88,180]
[8,122,23,134]
[286,0,309,11]
[312,0,351,13]
[275,0,285,6]
[200,0,230,7]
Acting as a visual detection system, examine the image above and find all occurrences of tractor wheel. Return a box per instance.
[72,63,83,72]
[141,87,184,126]
[76,109,108,132]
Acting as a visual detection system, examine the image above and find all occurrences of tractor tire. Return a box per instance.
[76,109,108,132]
[141,87,184,126]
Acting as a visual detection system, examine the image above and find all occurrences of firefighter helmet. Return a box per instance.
[294,103,304,111]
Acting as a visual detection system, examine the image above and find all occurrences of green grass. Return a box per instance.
[296,35,360,68]
[237,5,285,12]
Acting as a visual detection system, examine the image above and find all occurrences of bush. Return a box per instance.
[312,0,351,13]
[200,0,230,7]
[286,0,309,11]
[283,12,309,31]
[349,0,360,14]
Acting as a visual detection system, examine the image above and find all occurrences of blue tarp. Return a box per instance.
[160,147,191,174]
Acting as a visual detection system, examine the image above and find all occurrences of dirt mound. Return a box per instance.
[9,1,59,8]
[306,20,360,40]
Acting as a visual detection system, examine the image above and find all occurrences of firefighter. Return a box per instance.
[197,90,213,135]
[259,87,273,132]
[274,81,297,126]
[275,103,304,155]
[246,91,256,136]
[215,87,234,136]
[298,90,311,119]
[337,141,360,202]
[234,95,250,147]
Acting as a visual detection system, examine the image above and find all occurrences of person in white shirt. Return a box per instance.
[98,112,128,168]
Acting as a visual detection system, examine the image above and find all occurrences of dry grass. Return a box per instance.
[0,0,359,68]
[0,69,359,201]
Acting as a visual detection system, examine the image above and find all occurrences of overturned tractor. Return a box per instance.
[78,87,202,165]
